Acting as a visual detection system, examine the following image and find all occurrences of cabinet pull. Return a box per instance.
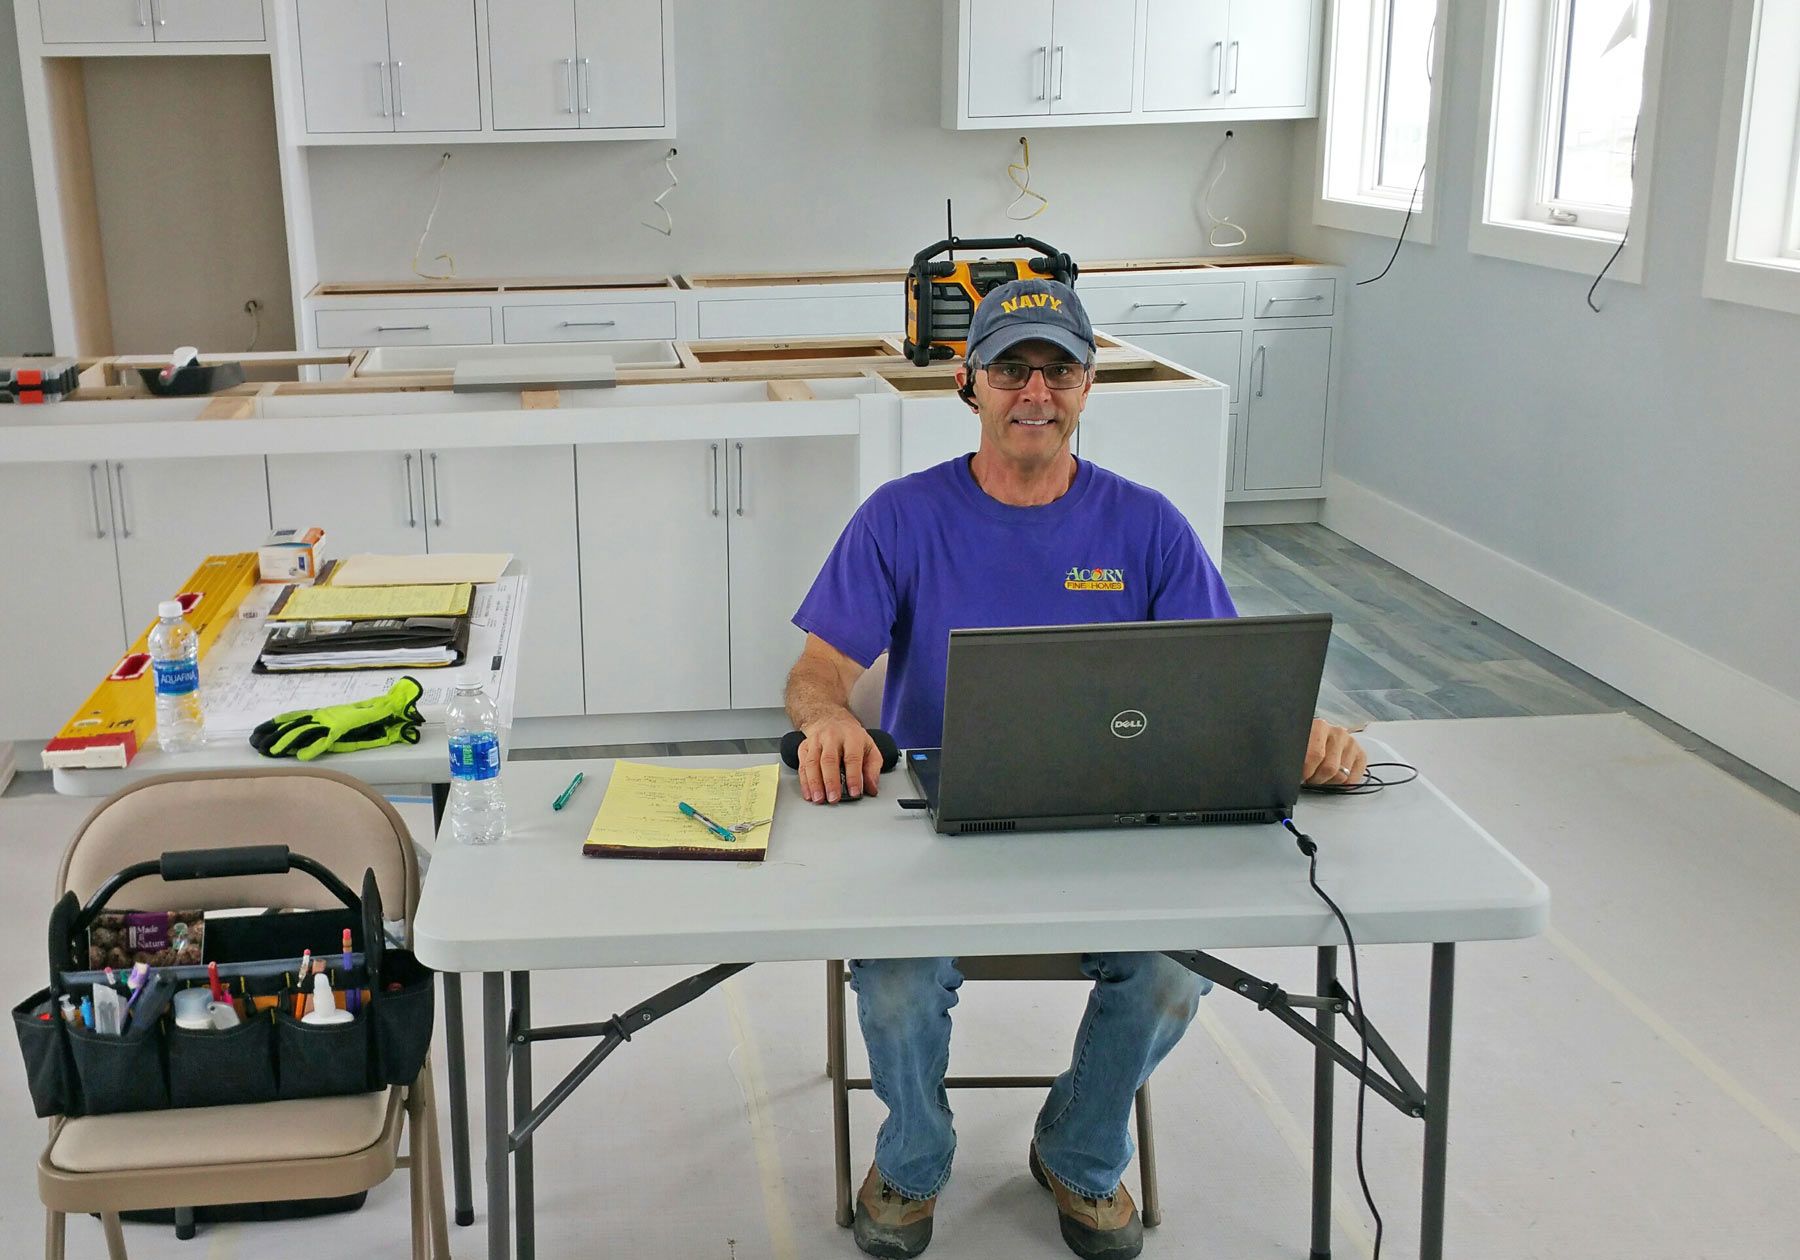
[88,463,108,539]
[1053,45,1066,101]
[429,452,443,527]
[710,443,721,517]
[1212,42,1224,95]
[1034,46,1048,101]
[403,453,419,529]
[137,0,149,27]
[1130,300,1188,309]
[735,442,746,517]
[563,58,576,114]
[393,61,406,119]
[113,462,133,539]
[579,58,592,114]
[377,323,432,332]
[378,60,391,118]
[1254,345,1268,398]
[1229,41,1242,94]
[152,0,164,25]
[558,320,616,328]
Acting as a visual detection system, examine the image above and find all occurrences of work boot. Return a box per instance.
[1030,1142,1144,1260]
[852,1162,936,1258]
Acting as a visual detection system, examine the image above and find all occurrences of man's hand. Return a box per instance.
[1302,719,1368,787]
[797,715,883,804]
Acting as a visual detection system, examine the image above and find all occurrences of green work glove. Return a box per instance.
[249,677,424,760]
[328,714,423,755]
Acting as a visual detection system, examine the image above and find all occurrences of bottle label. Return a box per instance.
[449,732,501,781]
[153,658,199,697]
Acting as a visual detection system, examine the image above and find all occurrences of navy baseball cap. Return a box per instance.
[965,278,1095,365]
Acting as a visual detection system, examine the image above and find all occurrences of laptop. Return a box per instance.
[905,614,1332,834]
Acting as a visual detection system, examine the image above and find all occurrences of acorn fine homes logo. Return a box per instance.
[1110,710,1148,739]
[1065,566,1125,592]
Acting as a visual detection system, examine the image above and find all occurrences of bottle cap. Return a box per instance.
[454,674,486,693]
[157,600,184,619]
[302,972,353,1026]
[172,986,213,1030]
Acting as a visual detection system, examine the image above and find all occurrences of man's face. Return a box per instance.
[959,339,1094,471]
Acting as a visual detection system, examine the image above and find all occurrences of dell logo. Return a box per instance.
[1110,710,1148,739]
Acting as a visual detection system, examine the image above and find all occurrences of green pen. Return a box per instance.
[552,772,585,811]
[677,801,736,842]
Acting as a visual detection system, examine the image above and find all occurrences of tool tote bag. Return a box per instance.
[12,845,434,1117]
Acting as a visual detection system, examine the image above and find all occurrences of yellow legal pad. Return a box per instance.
[268,582,472,622]
[583,762,779,861]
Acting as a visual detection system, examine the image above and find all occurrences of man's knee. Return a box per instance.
[1094,951,1210,1020]
[850,957,959,1031]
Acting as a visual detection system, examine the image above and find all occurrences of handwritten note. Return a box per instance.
[583,762,779,861]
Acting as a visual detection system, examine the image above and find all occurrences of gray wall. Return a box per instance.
[0,0,52,352]
[1292,1,1800,707]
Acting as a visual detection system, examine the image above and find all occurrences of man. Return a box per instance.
[785,279,1367,1260]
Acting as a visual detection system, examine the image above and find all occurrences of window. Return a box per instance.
[1315,0,1449,242]
[1705,0,1800,315]
[1471,0,1668,280]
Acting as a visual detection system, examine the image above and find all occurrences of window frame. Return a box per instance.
[1469,0,1669,281]
[1705,0,1800,315]
[1313,0,1450,243]
[1523,0,1640,235]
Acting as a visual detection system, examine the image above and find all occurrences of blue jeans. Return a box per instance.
[848,954,1210,1201]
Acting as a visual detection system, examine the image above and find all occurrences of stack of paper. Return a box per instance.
[583,762,779,861]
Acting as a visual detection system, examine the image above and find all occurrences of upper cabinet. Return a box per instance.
[488,0,666,131]
[943,0,1320,128]
[37,0,265,45]
[297,0,481,135]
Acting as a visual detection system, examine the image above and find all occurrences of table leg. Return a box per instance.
[1310,945,1337,1260]
[431,783,476,1228]
[483,972,511,1260]
[1420,944,1456,1260]
[511,971,535,1260]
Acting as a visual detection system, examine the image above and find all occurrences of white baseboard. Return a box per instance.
[1225,498,1323,526]
[1321,474,1800,791]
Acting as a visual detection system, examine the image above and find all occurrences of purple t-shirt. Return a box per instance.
[793,456,1238,750]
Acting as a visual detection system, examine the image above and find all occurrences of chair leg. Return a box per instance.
[419,1059,452,1260]
[173,1206,195,1240]
[45,1209,65,1260]
[1135,1082,1162,1228]
[827,959,854,1228]
[407,1083,429,1260]
[100,1212,128,1260]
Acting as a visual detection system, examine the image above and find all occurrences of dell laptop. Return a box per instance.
[905,615,1332,834]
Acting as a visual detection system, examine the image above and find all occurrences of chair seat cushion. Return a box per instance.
[49,1090,393,1174]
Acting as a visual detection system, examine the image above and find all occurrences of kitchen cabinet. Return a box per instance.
[296,0,480,135]
[1142,0,1317,113]
[488,0,666,131]
[37,0,264,44]
[963,0,1135,118]
[1242,327,1331,491]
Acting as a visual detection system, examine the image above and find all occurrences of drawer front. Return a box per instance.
[502,301,678,344]
[1079,281,1244,325]
[696,295,898,339]
[1104,329,1242,403]
[1254,278,1336,318]
[314,306,493,349]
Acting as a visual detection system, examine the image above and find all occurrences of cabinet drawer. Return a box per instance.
[1254,278,1335,318]
[314,306,493,349]
[502,301,677,344]
[1079,281,1244,325]
[696,295,897,340]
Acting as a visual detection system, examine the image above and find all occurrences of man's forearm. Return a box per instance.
[785,658,857,731]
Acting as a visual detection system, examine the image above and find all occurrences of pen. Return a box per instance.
[677,801,736,842]
[208,960,225,1004]
[342,928,359,1014]
[296,951,311,1018]
[552,771,585,811]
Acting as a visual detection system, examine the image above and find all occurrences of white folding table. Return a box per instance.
[414,743,1550,1260]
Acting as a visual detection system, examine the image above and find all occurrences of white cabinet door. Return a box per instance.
[0,463,129,741]
[1048,0,1134,115]
[1243,327,1331,491]
[1141,0,1231,111]
[152,0,265,41]
[574,0,664,128]
[576,442,730,714]
[386,0,482,132]
[1075,390,1228,563]
[267,450,429,556]
[38,0,153,43]
[966,0,1054,118]
[725,437,860,711]
[1224,0,1315,110]
[422,446,584,718]
[1101,329,1242,403]
[297,2,395,133]
[109,457,271,628]
[488,0,579,130]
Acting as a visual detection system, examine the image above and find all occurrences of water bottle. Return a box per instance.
[148,600,204,753]
[446,677,506,844]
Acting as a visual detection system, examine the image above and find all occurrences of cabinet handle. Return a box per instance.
[1053,45,1065,101]
[393,61,406,119]
[88,463,108,539]
[404,452,419,528]
[1212,42,1224,95]
[563,58,576,114]
[735,442,746,517]
[709,443,721,517]
[1034,46,1048,101]
[1268,294,1327,305]
[1254,344,1268,398]
[579,58,592,114]
[378,61,391,118]
[1229,41,1242,94]
[152,0,164,25]
[558,320,616,328]
[137,0,149,27]
[377,323,432,332]
[1130,300,1188,309]
[429,451,443,527]
[113,462,133,539]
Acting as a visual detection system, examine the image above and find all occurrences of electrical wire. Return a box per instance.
[411,151,457,281]
[1200,130,1249,248]
[641,148,679,236]
[1356,161,1426,287]
[1586,120,1640,313]
[1006,136,1048,220]
[1301,761,1420,797]
[243,299,262,353]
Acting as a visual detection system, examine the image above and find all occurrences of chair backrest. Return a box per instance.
[57,768,420,932]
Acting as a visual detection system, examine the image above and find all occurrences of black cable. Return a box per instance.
[1301,761,1420,797]
[1586,117,1640,313]
[1284,816,1385,1260]
[1356,162,1427,287]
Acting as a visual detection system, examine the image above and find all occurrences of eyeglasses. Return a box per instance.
[980,359,1091,390]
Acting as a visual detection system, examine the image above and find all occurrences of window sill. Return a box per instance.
[1314,193,1437,246]
[1467,216,1643,283]
[1702,255,1800,317]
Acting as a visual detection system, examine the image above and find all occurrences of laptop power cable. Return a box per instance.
[1283,814,1388,1260]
